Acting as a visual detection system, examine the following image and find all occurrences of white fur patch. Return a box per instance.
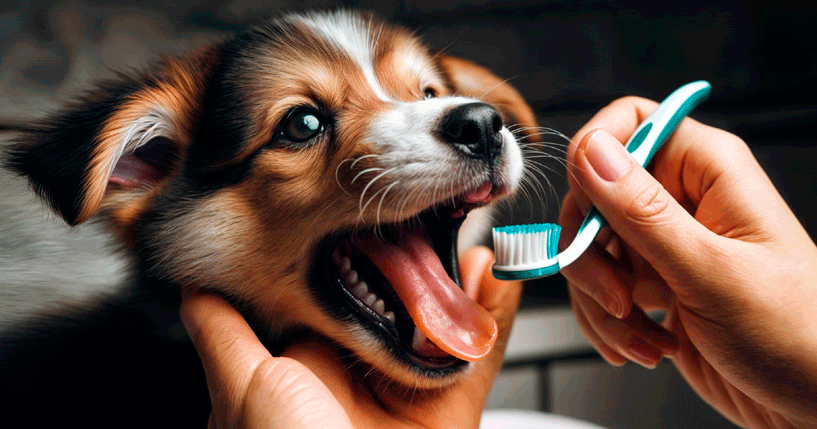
[294,11,392,102]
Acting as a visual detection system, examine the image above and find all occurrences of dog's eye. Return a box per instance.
[423,88,437,100]
[282,108,323,142]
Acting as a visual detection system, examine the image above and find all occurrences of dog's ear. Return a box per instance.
[4,49,218,226]
[438,55,540,143]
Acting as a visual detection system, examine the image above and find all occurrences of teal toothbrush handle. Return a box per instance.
[558,81,712,268]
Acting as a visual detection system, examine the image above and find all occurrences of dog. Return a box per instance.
[0,9,539,426]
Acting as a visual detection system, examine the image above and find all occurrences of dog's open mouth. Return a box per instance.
[313,182,500,372]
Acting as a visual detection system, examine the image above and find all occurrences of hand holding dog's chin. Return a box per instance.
[560,96,817,428]
[181,245,522,429]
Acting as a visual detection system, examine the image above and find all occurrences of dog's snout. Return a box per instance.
[439,102,503,163]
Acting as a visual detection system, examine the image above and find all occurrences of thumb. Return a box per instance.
[571,129,716,280]
[181,292,353,429]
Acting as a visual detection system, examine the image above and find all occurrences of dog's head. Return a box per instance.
[4,10,538,387]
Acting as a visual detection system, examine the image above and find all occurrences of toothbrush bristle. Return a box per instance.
[492,223,561,267]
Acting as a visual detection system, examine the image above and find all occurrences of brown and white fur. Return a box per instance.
[0,10,539,427]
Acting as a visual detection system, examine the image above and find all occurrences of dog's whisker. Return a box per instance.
[357,167,394,214]
[522,167,556,215]
[359,167,397,226]
[351,166,385,186]
[349,153,381,172]
[511,126,573,137]
[525,155,570,173]
[335,158,357,196]
[521,144,569,156]
[523,154,569,171]
[375,180,400,238]
[360,185,389,226]
[521,167,548,207]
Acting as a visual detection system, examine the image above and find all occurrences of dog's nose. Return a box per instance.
[439,102,503,163]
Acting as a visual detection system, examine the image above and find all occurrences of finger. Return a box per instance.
[460,246,523,335]
[181,291,274,419]
[572,286,678,369]
[559,193,633,319]
[567,96,758,228]
[628,253,674,312]
[458,246,523,404]
[569,285,628,366]
[570,96,793,249]
[571,287,662,369]
[560,191,618,254]
[182,293,354,429]
[561,242,633,319]
[570,128,722,285]
[563,194,674,316]
[459,245,495,302]
[278,337,359,409]
[566,97,659,213]
[249,345,354,429]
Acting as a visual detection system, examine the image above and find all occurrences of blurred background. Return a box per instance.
[2,0,815,428]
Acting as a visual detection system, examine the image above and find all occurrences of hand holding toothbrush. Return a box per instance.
[560,96,817,428]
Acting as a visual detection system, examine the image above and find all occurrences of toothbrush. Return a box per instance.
[492,80,712,281]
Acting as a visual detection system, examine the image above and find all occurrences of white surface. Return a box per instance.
[481,410,608,429]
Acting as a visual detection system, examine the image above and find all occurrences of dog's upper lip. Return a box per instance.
[461,181,494,204]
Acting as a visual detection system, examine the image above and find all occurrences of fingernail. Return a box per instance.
[584,130,633,182]
[598,291,623,319]
[627,337,662,369]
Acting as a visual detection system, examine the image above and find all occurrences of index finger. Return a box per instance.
[180,291,273,412]
[457,247,523,404]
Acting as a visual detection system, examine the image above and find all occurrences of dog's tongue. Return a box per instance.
[354,228,498,361]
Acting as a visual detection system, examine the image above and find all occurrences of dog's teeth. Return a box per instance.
[340,257,352,273]
[384,311,396,323]
[363,293,377,307]
[372,299,385,314]
[352,282,368,298]
[412,327,427,350]
[345,270,358,285]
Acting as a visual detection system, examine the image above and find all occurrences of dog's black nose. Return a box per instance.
[439,102,503,163]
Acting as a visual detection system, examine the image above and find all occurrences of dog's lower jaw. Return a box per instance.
[300,203,508,389]
[304,252,470,389]
[259,288,473,390]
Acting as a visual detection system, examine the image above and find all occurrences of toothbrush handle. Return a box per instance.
[624,80,712,166]
[559,81,711,268]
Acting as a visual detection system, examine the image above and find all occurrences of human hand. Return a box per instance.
[560,96,817,428]
[180,245,522,429]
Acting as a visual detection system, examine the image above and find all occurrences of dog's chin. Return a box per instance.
[307,193,496,388]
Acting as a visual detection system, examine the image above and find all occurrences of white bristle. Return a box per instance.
[492,223,561,267]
